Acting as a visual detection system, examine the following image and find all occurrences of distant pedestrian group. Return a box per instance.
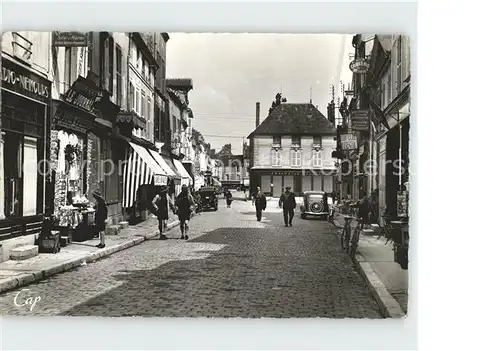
[252,185,297,227]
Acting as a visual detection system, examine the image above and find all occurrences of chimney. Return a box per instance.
[256,102,260,128]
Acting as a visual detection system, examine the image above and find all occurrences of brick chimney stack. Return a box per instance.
[256,102,260,128]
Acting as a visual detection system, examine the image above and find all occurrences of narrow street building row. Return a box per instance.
[0,31,215,262]
[337,34,411,219]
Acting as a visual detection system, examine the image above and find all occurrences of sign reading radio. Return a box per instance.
[1,63,50,101]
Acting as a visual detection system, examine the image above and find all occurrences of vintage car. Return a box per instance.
[198,186,219,211]
[300,191,329,220]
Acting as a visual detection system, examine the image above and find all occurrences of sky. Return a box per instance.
[166,33,355,154]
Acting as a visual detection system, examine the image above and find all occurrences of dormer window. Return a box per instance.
[291,136,301,148]
[272,136,282,148]
[313,136,322,149]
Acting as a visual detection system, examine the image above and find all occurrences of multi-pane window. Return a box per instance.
[387,69,392,104]
[103,34,114,94]
[272,135,281,147]
[291,150,301,167]
[64,47,78,89]
[141,91,147,133]
[271,150,282,166]
[116,45,123,107]
[313,136,322,147]
[129,81,135,112]
[135,88,140,114]
[291,135,301,147]
[312,150,322,167]
[397,36,402,94]
[147,97,152,140]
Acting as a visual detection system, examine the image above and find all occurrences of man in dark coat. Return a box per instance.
[252,186,267,222]
[279,186,297,227]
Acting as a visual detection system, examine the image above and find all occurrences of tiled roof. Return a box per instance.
[248,103,335,138]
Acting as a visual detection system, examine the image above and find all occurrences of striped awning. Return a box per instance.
[173,159,192,186]
[122,142,169,208]
[149,150,178,178]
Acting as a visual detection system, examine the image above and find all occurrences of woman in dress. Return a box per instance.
[152,185,175,240]
[92,189,107,249]
[175,185,195,240]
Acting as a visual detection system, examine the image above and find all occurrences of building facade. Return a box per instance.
[166,79,194,192]
[339,34,411,218]
[248,103,337,197]
[0,31,53,259]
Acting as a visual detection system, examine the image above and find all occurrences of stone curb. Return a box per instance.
[354,253,406,319]
[0,218,184,295]
[328,221,406,318]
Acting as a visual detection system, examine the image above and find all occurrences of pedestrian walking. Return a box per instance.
[279,186,297,227]
[92,189,107,248]
[368,188,379,224]
[252,186,267,221]
[353,190,370,227]
[152,185,175,240]
[223,188,233,208]
[175,184,196,240]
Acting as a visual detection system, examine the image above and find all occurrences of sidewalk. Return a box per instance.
[0,216,182,294]
[330,212,408,318]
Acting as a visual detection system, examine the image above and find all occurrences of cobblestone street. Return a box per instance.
[0,198,382,318]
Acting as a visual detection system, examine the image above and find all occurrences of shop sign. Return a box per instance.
[349,58,370,74]
[340,133,358,151]
[397,190,409,217]
[154,174,168,186]
[53,32,88,47]
[62,76,100,113]
[54,105,94,134]
[1,58,50,102]
[350,109,369,131]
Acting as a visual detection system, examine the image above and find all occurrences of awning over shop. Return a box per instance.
[213,179,222,187]
[173,159,192,186]
[149,150,178,179]
[122,142,168,208]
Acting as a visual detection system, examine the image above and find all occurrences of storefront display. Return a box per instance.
[0,56,51,241]
[49,75,101,233]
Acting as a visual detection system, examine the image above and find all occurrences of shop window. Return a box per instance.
[3,132,23,218]
[22,137,38,216]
